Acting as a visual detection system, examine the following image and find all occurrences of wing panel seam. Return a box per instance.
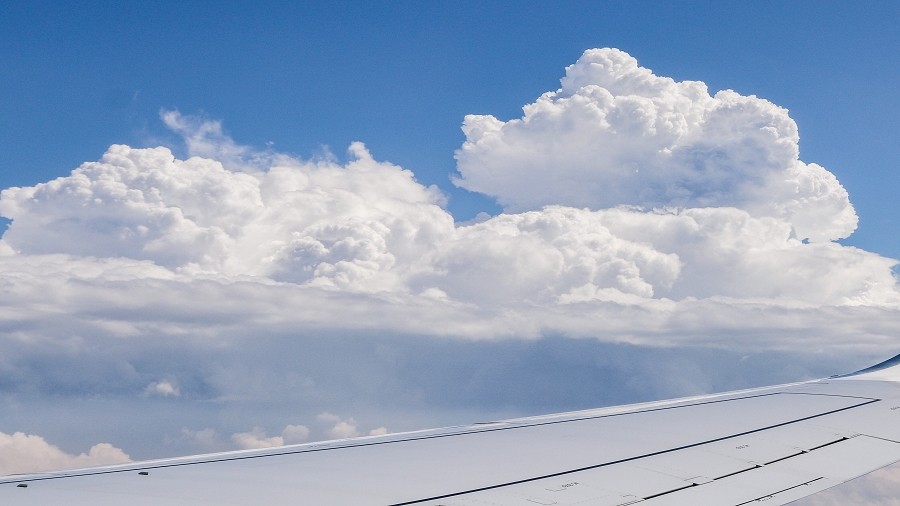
[387,398,878,506]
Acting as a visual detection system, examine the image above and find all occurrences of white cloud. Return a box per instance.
[0,136,451,291]
[230,426,283,450]
[328,420,360,439]
[160,110,257,171]
[317,413,361,439]
[0,106,894,359]
[453,48,857,242]
[1,53,889,319]
[229,424,311,450]
[145,379,180,397]
[416,205,897,309]
[281,424,311,445]
[0,49,897,465]
[0,239,13,256]
[0,431,130,476]
[0,141,893,314]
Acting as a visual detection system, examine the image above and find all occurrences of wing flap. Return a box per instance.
[636,434,900,505]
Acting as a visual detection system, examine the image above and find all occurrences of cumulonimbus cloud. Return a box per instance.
[453,48,858,243]
[0,106,895,313]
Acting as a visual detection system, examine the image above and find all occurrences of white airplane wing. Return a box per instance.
[3,354,900,505]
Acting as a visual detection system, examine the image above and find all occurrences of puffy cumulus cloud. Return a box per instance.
[317,413,361,439]
[231,426,283,450]
[420,206,897,308]
[0,137,451,291]
[454,48,857,242]
[281,424,311,444]
[0,144,262,269]
[145,379,180,397]
[0,111,896,346]
[329,422,359,439]
[230,424,310,450]
[0,431,130,476]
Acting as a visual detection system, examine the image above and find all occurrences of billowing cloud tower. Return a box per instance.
[455,48,857,243]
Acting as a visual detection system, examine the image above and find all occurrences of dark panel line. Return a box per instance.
[641,482,697,500]
[713,464,763,481]
[805,436,850,452]
[387,399,878,506]
[734,477,825,506]
[762,451,805,466]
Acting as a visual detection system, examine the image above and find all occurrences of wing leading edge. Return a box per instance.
[3,354,900,505]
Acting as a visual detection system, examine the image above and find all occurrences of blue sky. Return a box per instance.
[1,2,900,500]
[1,0,898,257]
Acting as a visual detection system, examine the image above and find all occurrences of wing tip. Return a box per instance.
[838,352,900,381]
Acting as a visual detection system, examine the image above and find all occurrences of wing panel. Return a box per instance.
[813,398,900,442]
[630,448,756,482]
[637,434,900,505]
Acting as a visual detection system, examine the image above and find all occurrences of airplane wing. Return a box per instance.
[3,353,900,505]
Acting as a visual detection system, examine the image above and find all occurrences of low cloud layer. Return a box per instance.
[0,49,897,471]
[0,432,129,475]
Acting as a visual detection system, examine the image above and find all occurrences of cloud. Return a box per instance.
[231,426,283,450]
[453,48,857,242]
[0,49,897,465]
[230,424,311,450]
[281,424,311,444]
[0,139,894,315]
[317,413,361,439]
[0,431,130,476]
[0,52,891,317]
[145,379,180,397]
[424,206,897,306]
[0,107,893,382]
[160,110,257,171]
[0,138,451,291]
[178,428,219,450]
[327,420,360,439]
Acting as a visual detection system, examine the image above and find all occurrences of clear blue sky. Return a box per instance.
[1,0,898,258]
